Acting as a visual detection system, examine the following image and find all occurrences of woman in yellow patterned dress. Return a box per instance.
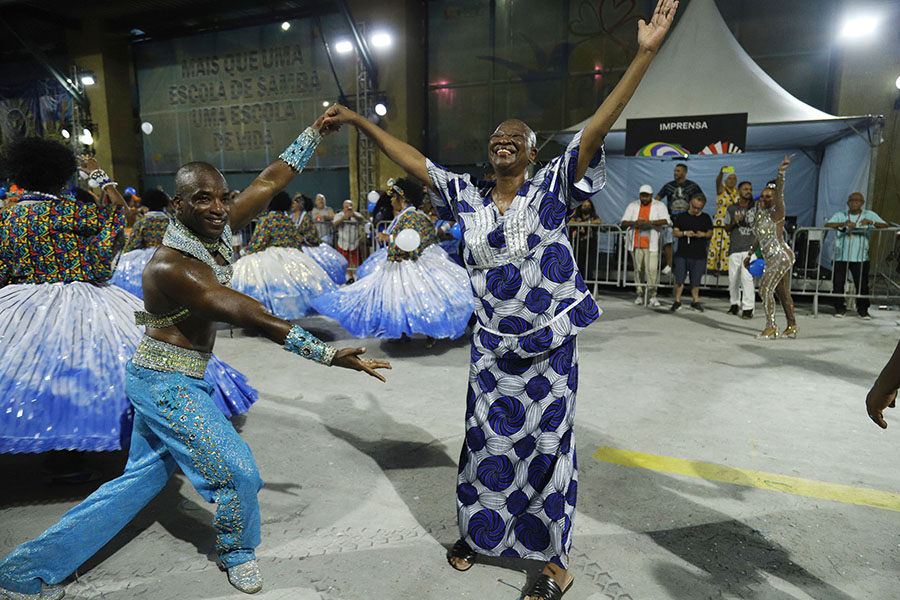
[708,166,738,273]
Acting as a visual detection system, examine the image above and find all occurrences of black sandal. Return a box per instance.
[446,539,476,572]
[524,574,574,600]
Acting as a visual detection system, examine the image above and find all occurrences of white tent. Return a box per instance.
[558,0,883,242]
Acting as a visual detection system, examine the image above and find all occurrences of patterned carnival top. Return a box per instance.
[298,212,323,246]
[123,211,170,252]
[244,211,307,254]
[0,194,125,287]
[426,129,605,358]
[387,207,438,262]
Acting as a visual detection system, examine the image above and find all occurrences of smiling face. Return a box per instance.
[488,120,536,176]
[173,164,230,241]
[759,188,775,210]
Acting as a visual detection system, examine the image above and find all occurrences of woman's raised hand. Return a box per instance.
[637,0,679,53]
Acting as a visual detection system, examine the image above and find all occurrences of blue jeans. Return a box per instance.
[0,363,263,594]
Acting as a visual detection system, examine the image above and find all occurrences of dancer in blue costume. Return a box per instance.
[232,191,336,319]
[0,111,391,599]
[109,189,171,298]
[297,194,349,284]
[320,3,677,598]
[312,177,474,341]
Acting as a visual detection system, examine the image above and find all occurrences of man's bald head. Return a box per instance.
[174,162,227,200]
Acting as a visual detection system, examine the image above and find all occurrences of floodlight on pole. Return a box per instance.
[895,75,900,90]
[370,32,392,48]
[374,103,387,117]
[840,16,878,39]
[61,129,70,139]
[80,74,95,86]
[322,100,330,107]
[335,40,353,54]
[281,21,291,31]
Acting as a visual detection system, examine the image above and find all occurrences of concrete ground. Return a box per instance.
[2,291,899,600]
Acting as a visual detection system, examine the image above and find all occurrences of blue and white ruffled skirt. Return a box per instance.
[0,281,257,454]
[302,244,348,285]
[109,247,157,298]
[231,246,336,320]
[312,244,475,340]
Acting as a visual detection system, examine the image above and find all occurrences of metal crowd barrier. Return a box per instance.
[790,226,900,315]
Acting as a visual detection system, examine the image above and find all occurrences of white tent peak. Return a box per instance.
[565,0,835,132]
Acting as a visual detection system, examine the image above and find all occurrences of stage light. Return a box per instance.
[322,100,330,107]
[281,21,291,31]
[840,16,878,39]
[335,40,353,54]
[61,129,70,139]
[370,32,392,48]
[374,103,387,117]
[141,122,153,135]
[80,74,95,86]
[79,131,93,145]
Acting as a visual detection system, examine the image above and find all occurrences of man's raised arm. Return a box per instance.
[229,112,334,231]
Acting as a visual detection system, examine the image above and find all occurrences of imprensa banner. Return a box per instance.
[625,112,748,157]
[134,17,350,176]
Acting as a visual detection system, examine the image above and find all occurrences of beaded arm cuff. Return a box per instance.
[283,324,337,366]
[279,127,322,171]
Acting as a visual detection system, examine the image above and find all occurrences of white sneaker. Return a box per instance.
[661,265,672,276]
[227,560,263,594]
[648,297,661,308]
[634,296,644,305]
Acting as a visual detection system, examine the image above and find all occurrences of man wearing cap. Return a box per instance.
[621,184,670,307]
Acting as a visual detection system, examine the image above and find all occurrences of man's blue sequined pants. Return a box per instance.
[0,363,263,594]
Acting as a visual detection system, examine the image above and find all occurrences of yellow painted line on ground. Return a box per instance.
[593,446,900,512]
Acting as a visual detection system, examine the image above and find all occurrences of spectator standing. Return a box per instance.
[825,192,889,319]
[724,181,757,318]
[621,184,669,307]
[312,193,335,245]
[708,166,738,274]
[670,193,713,312]
[570,199,603,284]
[334,199,364,282]
[657,163,703,276]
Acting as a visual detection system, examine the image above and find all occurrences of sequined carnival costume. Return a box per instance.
[109,210,170,297]
[312,205,474,339]
[0,128,334,596]
[427,129,605,569]
[751,170,796,337]
[231,210,336,319]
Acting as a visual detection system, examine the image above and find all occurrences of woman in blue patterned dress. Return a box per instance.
[231,191,336,319]
[321,2,677,597]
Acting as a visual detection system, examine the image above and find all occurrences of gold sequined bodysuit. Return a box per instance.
[753,204,795,330]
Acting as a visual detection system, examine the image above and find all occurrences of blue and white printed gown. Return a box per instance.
[427,130,605,568]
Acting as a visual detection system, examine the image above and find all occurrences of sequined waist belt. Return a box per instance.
[132,336,210,379]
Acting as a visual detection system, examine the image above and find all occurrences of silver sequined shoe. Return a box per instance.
[227,560,263,594]
[0,582,64,600]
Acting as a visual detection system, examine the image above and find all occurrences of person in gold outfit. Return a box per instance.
[745,156,796,339]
